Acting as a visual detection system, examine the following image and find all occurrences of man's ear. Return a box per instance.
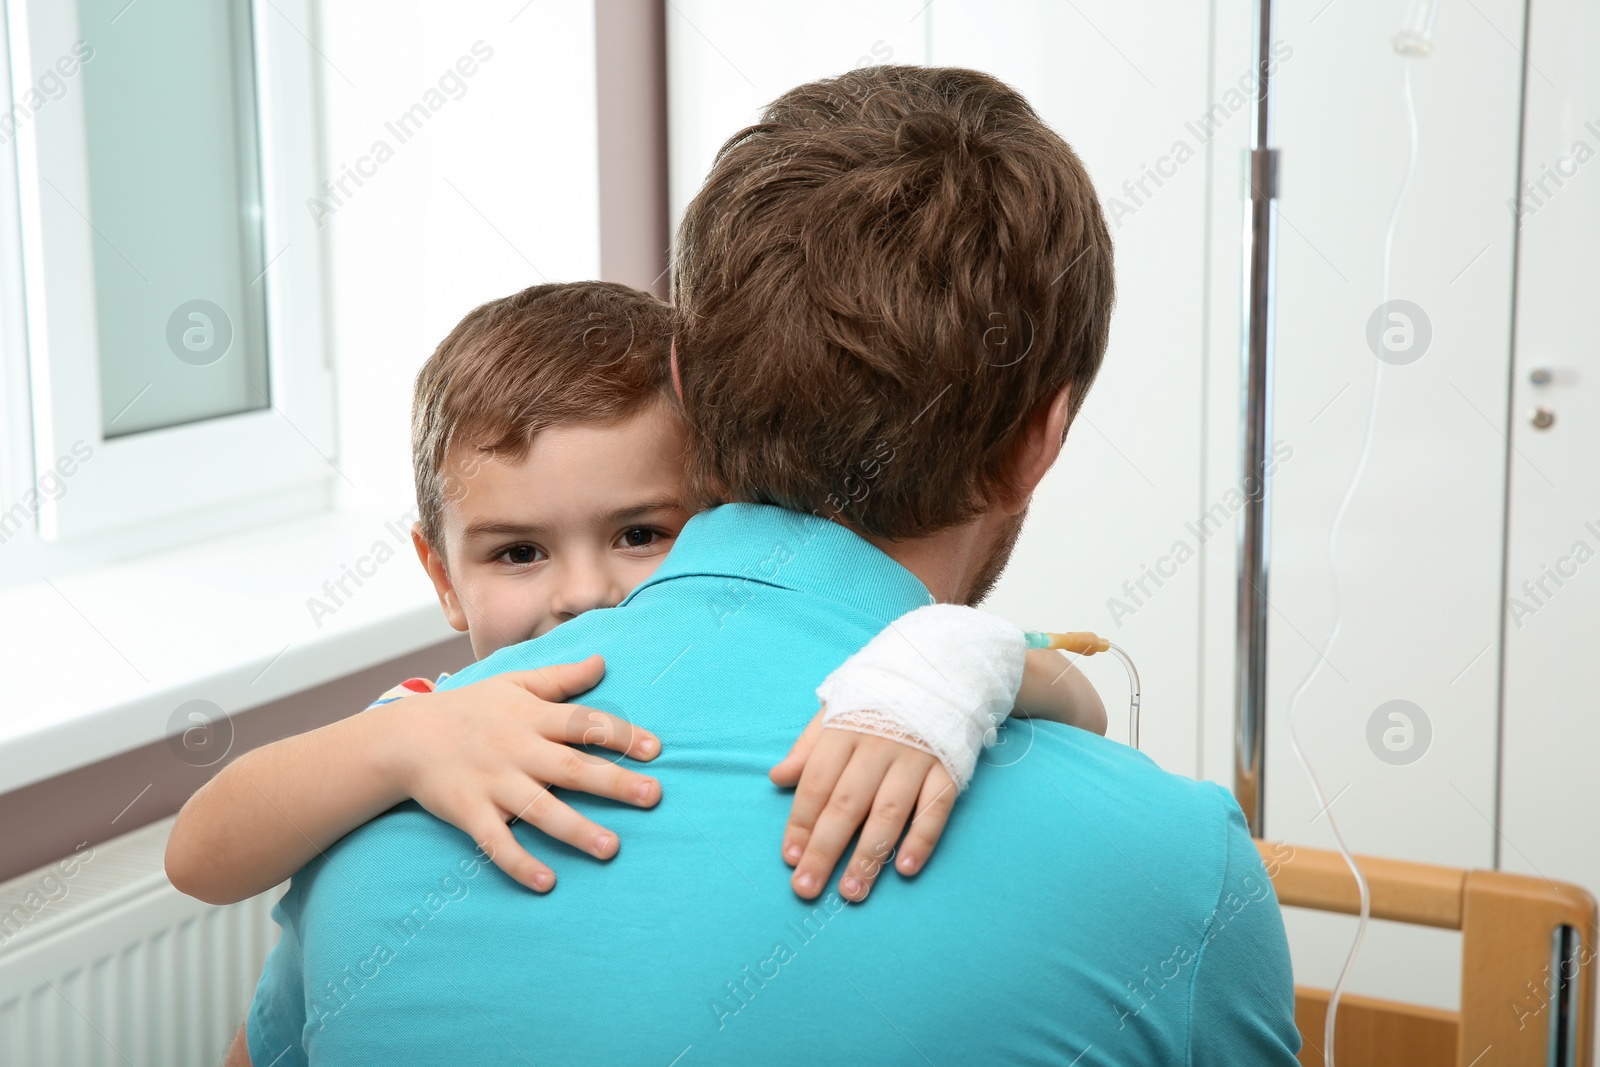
[412,523,469,633]
[996,384,1074,516]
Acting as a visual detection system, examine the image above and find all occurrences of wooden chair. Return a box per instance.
[1254,839,1598,1067]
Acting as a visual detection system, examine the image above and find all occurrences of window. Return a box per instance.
[81,0,271,438]
[4,0,331,544]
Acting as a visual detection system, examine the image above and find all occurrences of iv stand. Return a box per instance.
[1236,0,1279,837]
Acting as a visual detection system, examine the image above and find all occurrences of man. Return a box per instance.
[237,66,1300,1065]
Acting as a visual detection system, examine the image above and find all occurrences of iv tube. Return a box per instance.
[1285,34,1427,1067]
[1024,631,1142,748]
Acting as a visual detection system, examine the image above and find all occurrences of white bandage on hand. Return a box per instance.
[815,603,1027,791]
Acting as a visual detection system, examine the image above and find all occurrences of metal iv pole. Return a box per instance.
[1236,0,1279,837]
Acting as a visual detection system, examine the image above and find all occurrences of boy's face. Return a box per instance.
[414,400,692,659]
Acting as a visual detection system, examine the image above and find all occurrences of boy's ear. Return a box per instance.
[996,384,1074,516]
[412,523,469,633]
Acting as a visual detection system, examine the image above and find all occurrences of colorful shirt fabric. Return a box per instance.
[366,675,448,709]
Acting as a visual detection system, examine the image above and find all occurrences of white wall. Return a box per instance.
[666,1,930,225]
[316,1,602,517]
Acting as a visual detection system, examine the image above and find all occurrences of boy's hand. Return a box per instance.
[769,709,957,904]
[380,655,661,894]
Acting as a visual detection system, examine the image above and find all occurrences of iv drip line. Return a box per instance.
[1285,23,1429,1063]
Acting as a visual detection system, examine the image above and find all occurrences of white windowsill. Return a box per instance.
[0,509,458,794]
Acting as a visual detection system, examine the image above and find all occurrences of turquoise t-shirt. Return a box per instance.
[248,504,1300,1066]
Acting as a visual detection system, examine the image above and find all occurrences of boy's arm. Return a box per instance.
[168,695,427,906]
[771,605,1109,904]
[224,1023,253,1067]
[166,658,662,905]
[1013,648,1108,735]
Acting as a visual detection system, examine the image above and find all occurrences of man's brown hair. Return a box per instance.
[412,281,673,553]
[673,65,1115,540]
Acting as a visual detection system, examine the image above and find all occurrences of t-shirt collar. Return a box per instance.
[623,503,934,627]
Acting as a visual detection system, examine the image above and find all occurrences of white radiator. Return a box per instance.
[0,816,283,1067]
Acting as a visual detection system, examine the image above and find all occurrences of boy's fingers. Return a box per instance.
[781,730,853,866]
[557,706,660,762]
[895,768,959,878]
[790,745,896,900]
[468,814,556,893]
[533,743,661,808]
[509,656,606,702]
[769,708,826,786]
[496,778,623,863]
[839,759,929,902]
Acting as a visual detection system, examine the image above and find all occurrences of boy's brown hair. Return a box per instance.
[673,65,1115,540]
[412,281,673,554]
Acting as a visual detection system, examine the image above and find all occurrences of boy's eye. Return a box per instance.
[494,543,545,567]
[617,526,670,551]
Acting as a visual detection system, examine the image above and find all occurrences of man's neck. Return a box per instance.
[863,513,1006,606]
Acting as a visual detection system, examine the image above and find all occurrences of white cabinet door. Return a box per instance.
[1500,0,1600,1057]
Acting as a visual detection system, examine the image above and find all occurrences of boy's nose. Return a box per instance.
[549,558,623,622]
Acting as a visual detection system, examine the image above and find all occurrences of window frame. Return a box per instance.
[6,0,334,543]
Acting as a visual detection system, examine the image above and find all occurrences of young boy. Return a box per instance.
[166,280,1105,911]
